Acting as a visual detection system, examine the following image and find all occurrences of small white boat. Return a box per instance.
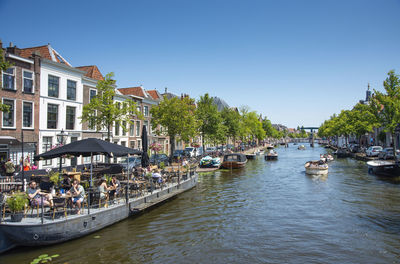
[298,145,306,150]
[265,147,278,160]
[305,160,328,175]
[320,154,334,163]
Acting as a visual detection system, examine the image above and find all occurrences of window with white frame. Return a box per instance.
[136,105,141,114]
[136,121,140,136]
[23,70,34,93]
[144,106,149,116]
[144,121,149,135]
[48,75,59,98]
[47,104,58,129]
[129,122,134,136]
[2,67,15,90]
[22,101,33,128]
[122,121,127,136]
[67,80,76,101]
[66,106,76,130]
[42,137,52,166]
[2,99,15,128]
[130,141,135,148]
[115,121,120,136]
[121,141,126,147]
[88,89,97,130]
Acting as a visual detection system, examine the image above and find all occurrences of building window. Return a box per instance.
[130,141,135,148]
[42,137,52,166]
[89,89,97,100]
[67,80,76,101]
[136,106,141,114]
[22,102,33,128]
[23,70,34,93]
[115,121,120,136]
[121,141,126,147]
[2,99,15,127]
[136,121,140,136]
[66,106,75,130]
[144,106,149,116]
[129,122,134,136]
[48,75,59,98]
[122,121,127,136]
[47,104,58,129]
[2,67,15,90]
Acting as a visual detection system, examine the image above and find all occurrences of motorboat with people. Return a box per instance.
[199,156,221,168]
[265,146,278,160]
[304,160,329,175]
[221,153,247,169]
[298,145,306,150]
[246,153,257,160]
[367,160,400,177]
[320,154,334,163]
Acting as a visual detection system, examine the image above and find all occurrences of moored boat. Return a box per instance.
[298,145,306,150]
[246,153,257,160]
[304,160,328,175]
[265,146,278,160]
[199,156,221,168]
[335,148,350,158]
[320,154,334,163]
[221,153,247,169]
[367,160,400,177]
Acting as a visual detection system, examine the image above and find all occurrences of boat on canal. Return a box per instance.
[246,153,257,160]
[367,160,400,177]
[221,153,247,169]
[265,146,278,160]
[298,145,306,150]
[0,171,198,254]
[304,160,328,175]
[320,154,334,163]
[199,156,221,168]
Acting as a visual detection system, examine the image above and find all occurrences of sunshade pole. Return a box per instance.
[88,152,93,215]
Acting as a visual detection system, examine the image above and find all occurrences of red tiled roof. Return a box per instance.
[19,45,52,60]
[19,44,71,66]
[118,87,146,97]
[147,90,160,100]
[76,65,104,81]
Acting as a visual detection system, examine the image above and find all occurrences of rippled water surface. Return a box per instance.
[3,144,400,263]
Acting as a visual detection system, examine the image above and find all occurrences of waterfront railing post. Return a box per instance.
[41,196,44,224]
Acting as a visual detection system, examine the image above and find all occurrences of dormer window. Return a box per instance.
[56,54,65,64]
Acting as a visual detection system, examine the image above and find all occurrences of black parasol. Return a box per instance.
[141,125,150,168]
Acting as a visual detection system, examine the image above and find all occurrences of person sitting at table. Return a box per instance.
[27,181,53,207]
[61,174,72,191]
[109,175,121,201]
[152,169,163,186]
[98,177,109,200]
[67,179,85,214]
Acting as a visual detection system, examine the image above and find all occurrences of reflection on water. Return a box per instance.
[2,144,400,264]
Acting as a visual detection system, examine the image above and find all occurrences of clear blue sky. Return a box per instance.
[1,0,400,128]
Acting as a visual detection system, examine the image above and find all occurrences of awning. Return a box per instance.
[0,136,20,145]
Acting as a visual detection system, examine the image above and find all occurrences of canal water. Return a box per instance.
[2,144,400,264]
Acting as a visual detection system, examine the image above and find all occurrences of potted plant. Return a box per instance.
[6,192,28,222]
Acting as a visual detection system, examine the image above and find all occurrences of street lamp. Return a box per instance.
[56,129,68,173]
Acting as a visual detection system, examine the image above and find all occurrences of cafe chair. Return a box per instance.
[52,197,67,220]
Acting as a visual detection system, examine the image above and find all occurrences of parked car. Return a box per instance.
[349,144,360,153]
[366,146,383,157]
[173,149,185,159]
[184,147,203,157]
[378,147,399,160]
[149,154,170,166]
[205,147,217,153]
[119,156,141,172]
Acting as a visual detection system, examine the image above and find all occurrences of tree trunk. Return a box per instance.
[202,132,205,154]
[170,135,176,161]
[392,132,398,164]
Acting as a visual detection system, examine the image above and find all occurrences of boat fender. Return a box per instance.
[83,221,88,228]
[33,234,39,240]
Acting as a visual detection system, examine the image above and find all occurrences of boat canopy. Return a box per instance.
[223,153,247,162]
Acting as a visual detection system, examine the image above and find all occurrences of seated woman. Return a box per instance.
[67,179,85,214]
[109,175,121,201]
[60,174,72,191]
[98,177,109,200]
[27,181,53,207]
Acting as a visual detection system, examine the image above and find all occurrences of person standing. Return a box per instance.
[5,158,15,176]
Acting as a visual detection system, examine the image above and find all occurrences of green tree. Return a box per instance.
[370,70,400,157]
[151,96,198,159]
[80,72,140,141]
[349,103,379,144]
[221,107,241,145]
[195,93,222,152]
[0,48,12,112]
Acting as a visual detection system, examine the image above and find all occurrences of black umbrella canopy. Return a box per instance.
[34,138,141,161]
[141,125,150,168]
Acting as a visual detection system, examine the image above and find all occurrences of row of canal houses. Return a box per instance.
[0,41,171,169]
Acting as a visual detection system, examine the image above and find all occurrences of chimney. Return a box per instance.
[9,42,13,47]
[6,42,18,55]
